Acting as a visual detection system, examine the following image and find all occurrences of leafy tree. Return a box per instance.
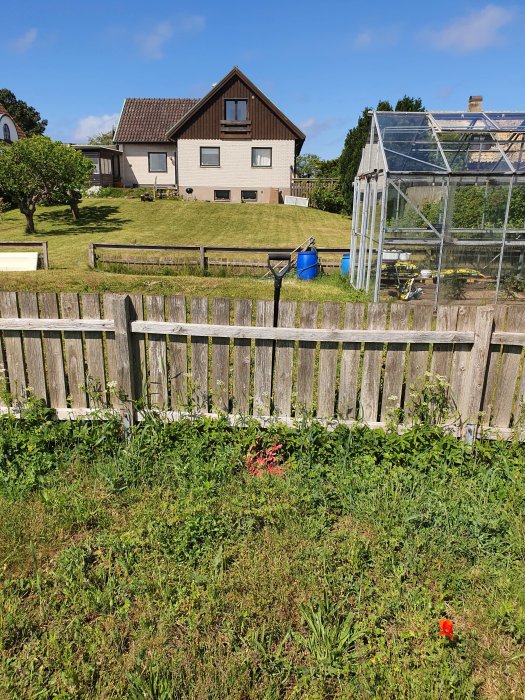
[339,96,424,211]
[395,95,424,112]
[0,89,47,136]
[87,129,114,145]
[0,136,93,233]
[295,153,323,178]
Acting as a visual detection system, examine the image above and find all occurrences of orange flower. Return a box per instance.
[438,618,454,641]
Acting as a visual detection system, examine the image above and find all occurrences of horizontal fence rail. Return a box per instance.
[89,243,349,274]
[0,292,524,438]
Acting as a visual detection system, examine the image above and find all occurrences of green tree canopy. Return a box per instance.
[0,137,93,233]
[87,129,115,145]
[339,96,424,210]
[0,89,47,136]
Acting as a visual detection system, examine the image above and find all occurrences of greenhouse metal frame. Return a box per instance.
[349,110,525,304]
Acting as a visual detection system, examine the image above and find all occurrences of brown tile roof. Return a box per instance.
[114,98,200,143]
[0,103,26,139]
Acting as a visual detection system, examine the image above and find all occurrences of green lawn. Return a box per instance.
[0,199,359,301]
[1,409,524,698]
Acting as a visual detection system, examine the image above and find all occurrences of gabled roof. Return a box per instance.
[166,66,305,144]
[0,103,26,139]
[114,98,199,143]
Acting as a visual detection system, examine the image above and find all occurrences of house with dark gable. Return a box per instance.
[0,104,25,142]
[112,67,305,203]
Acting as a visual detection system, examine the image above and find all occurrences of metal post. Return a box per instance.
[495,176,514,302]
[357,177,370,288]
[350,178,360,285]
[434,177,450,308]
[374,173,388,302]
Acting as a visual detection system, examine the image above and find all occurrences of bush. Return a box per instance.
[310,184,347,214]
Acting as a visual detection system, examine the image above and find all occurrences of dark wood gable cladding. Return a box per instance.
[173,74,300,143]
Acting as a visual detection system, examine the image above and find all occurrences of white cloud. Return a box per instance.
[73,114,120,142]
[299,117,340,139]
[352,25,401,49]
[424,5,514,52]
[136,21,173,60]
[135,15,205,60]
[177,14,205,33]
[11,28,38,52]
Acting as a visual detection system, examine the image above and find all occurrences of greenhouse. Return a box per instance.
[350,110,525,304]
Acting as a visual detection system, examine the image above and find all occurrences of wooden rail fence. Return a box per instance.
[89,243,348,274]
[0,292,524,438]
[0,242,49,269]
[291,178,340,199]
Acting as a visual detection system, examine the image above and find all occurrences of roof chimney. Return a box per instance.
[468,95,483,112]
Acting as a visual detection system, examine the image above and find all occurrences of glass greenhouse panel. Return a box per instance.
[437,134,512,174]
[486,113,525,131]
[384,178,446,237]
[506,181,525,236]
[499,246,525,300]
[430,112,498,131]
[375,113,448,173]
[437,244,501,304]
[498,135,525,172]
[448,178,510,235]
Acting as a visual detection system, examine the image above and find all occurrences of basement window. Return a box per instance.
[241,190,257,201]
[214,190,231,201]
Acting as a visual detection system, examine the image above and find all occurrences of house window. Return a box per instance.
[85,154,100,175]
[241,190,257,202]
[101,157,112,175]
[214,190,230,201]
[148,152,167,173]
[200,147,220,167]
[252,147,272,167]
[3,124,11,142]
[225,99,247,121]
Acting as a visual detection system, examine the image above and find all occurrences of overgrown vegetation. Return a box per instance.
[1,401,524,697]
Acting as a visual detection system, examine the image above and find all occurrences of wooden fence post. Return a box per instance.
[463,305,494,441]
[41,241,49,269]
[88,243,96,269]
[109,294,135,423]
[199,246,207,272]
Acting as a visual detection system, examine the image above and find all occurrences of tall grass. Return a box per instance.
[0,404,524,697]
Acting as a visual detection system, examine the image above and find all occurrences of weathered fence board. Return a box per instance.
[317,303,341,419]
[190,298,208,412]
[61,293,88,408]
[146,295,168,409]
[381,304,410,422]
[360,304,388,422]
[253,300,273,416]
[82,293,107,407]
[337,303,365,420]
[296,302,318,414]
[233,299,252,414]
[40,293,67,408]
[0,292,26,399]
[211,298,230,412]
[18,292,46,402]
[273,301,296,418]
[167,296,187,409]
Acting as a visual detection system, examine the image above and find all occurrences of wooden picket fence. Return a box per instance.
[0,291,524,438]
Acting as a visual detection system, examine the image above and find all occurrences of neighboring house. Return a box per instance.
[72,145,122,187]
[113,67,305,203]
[0,104,25,142]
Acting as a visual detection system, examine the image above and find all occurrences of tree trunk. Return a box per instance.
[70,199,80,220]
[20,205,36,234]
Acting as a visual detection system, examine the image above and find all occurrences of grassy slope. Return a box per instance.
[1,412,524,698]
[0,200,357,301]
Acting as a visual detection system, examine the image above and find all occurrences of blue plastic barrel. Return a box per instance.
[296,250,319,280]
[341,253,351,277]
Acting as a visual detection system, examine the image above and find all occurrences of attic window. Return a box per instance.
[3,124,11,142]
[225,99,247,121]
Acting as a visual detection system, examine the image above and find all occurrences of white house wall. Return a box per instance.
[120,143,177,187]
[0,115,19,142]
[177,139,294,203]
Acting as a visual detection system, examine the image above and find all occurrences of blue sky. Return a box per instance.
[3,1,524,158]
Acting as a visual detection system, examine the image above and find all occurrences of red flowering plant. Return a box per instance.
[438,618,454,641]
[245,434,284,478]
